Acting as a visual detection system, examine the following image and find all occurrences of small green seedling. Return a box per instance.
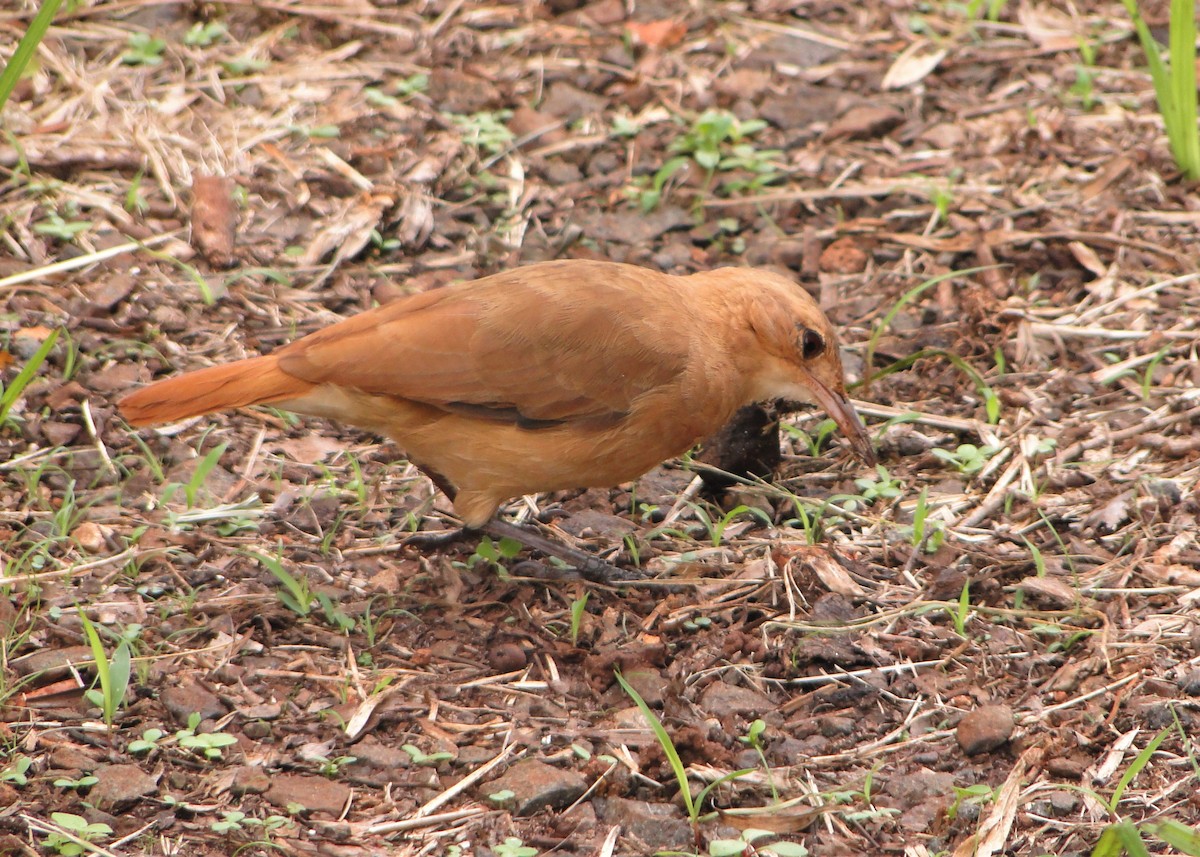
[947,783,998,820]
[254,551,314,618]
[122,31,166,65]
[316,754,357,776]
[402,744,454,766]
[569,592,589,646]
[1120,0,1199,180]
[908,488,946,553]
[184,21,226,46]
[932,443,1000,475]
[34,211,90,241]
[41,813,112,856]
[842,465,903,510]
[176,712,238,760]
[449,110,515,154]
[0,755,32,785]
[493,838,538,857]
[738,719,779,801]
[465,535,523,578]
[128,728,165,754]
[78,610,132,726]
[53,774,97,791]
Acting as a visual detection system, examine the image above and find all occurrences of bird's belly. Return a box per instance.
[403,415,694,497]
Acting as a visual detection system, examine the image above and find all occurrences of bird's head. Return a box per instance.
[731,271,876,465]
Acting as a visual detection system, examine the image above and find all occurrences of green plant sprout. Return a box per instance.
[40,813,112,856]
[569,592,589,645]
[176,712,238,760]
[907,487,946,553]
[402,744,454,766]
[0,0,63,114]
[161,442,227,509]
[933,443,1001,475]
[449,110,515,154]
[1072,37,1099,109]
[184,21,226,47]
[34,211,90,241]
[627,109,781,210]
[255,551,315,618]
[0,755,32,785]
[738,719,779,801]
[615,670,754,830]
[122,31,166,65]
[463,535,523,578]
[0,328,60,429]
[949,579,973,636]
[1120,0,1199,179]
[688,502,772,547]
[53,774,97,791]
[947,783,998,820]
[841,465,903,511]
[128,728,165,754]
[493,838,538,857]
[77,610,132,726]
[783,418,838,458]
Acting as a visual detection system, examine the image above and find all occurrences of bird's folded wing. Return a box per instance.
[276,271,688,427]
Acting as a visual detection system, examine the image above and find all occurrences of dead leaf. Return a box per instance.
[882,42,946,90]
[300,192,394,267]
[273,435,345,464]
[791,549,865,597]
[826,105,904,140]
[1017,4,1084,51]
[1068,241,1107,278]
[626,19,686,49]
[1015,575,1077,608]
[1085,492,1132,534]
[191,174,237,269]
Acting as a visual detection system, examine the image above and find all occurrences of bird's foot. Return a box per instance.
[481,518,650,585]
[402,518,650,584]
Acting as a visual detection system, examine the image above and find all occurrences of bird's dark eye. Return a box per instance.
[799,327,825,360]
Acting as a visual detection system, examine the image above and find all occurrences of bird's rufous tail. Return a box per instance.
[118,355,313,427]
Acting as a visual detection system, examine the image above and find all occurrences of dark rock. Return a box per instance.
[10,646,95,680]
[89,764,159,810]
[1180,669,1200,696]
[540,81,607,121]
[265,774,351,817]
[160,679,227,723]
[956,704,1014,755]
[483,759,587,816]
[621,668,667,708]
[595,797,691,851]
[699,681,773,719]
[230,766,271,796]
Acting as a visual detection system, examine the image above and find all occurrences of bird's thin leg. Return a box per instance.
[404,462,647,584]
[479,517,647,584]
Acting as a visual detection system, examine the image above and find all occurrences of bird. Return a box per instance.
[119,259,874,582]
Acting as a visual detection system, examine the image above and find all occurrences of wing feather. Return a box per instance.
[276,261,688,426]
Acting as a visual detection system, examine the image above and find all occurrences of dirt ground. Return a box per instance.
[2,1,1200,855]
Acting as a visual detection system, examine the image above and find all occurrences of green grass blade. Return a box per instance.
[77,611,114,722]
[1146,820,1200,855]
[615,670,696,820]
[1110,727,1170,809]
[1168,0,1199,177]
[0,328,60,426]
[0,0,65,114]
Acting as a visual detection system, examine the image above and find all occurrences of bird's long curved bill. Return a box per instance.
[805,379,876,466]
